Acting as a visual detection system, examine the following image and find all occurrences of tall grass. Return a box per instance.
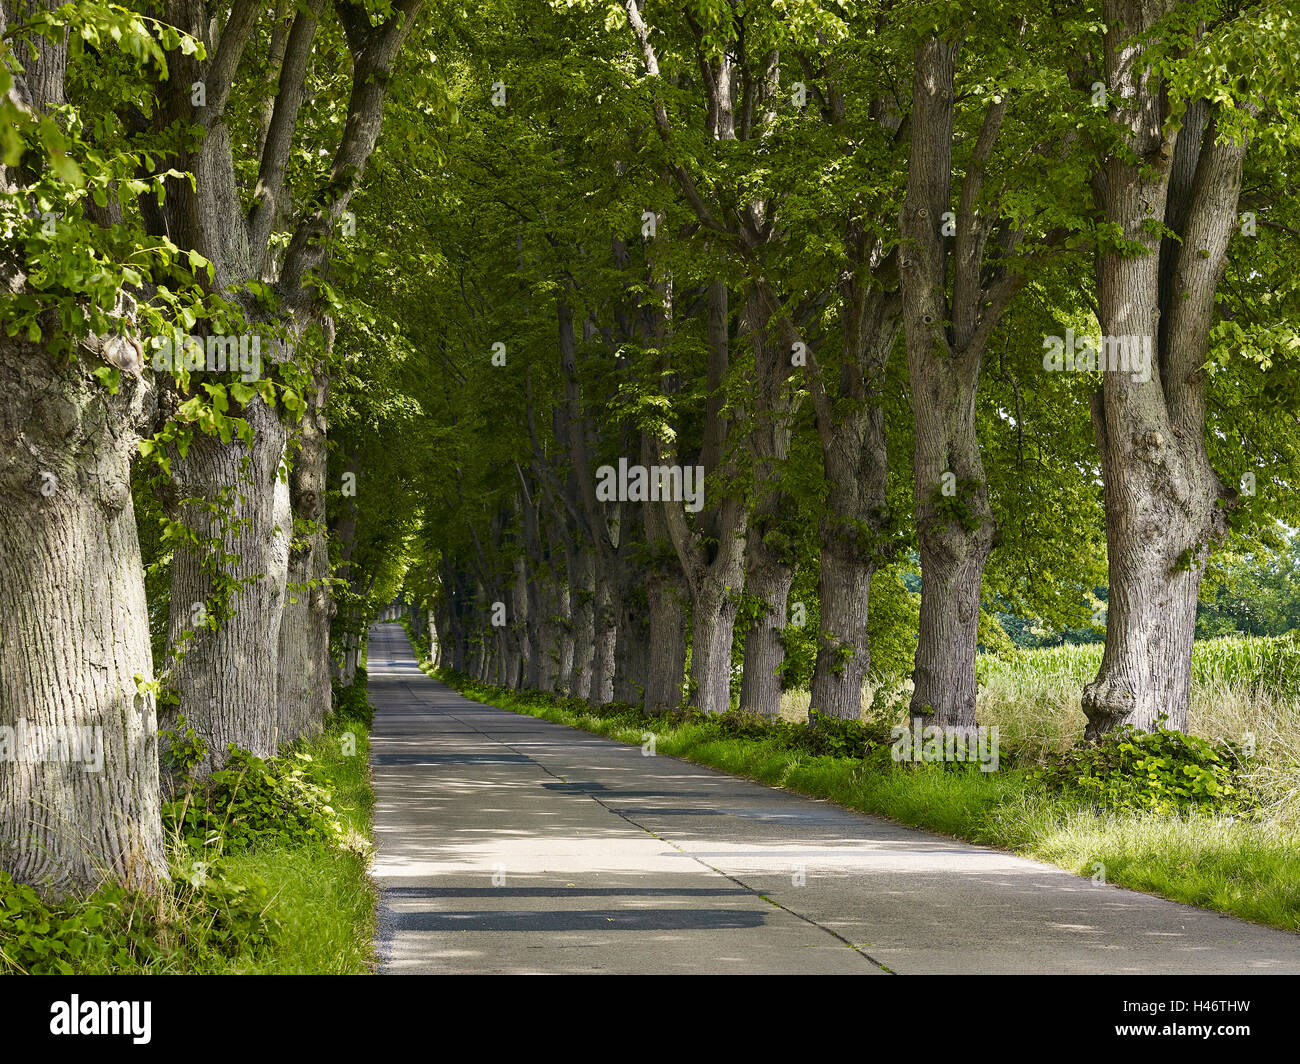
[777,633,1300,829]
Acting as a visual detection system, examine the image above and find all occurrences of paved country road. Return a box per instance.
[366,624,1300,975]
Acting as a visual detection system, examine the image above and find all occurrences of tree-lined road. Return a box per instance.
[367,626,1300,975]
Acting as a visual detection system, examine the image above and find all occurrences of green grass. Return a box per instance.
[428,663,1300,935]
[189,721,377,974]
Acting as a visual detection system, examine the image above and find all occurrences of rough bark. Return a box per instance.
[900,36,1007,729]
[162,399,290,772]
[806,257,900,721]
[565,543,596,699]
[0,3,166,897]
[737,291,797,717]
[277,362,332,746]
[1082,2,1246,736]
[150,0,424,773]
[0,336,166,898]
[589,576,617,704]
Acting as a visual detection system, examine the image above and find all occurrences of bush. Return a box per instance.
[165,747,345,856]
[1031,724,1251,816]
[169,858,277,957]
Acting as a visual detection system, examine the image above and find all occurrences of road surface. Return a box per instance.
[366,624,1300,974]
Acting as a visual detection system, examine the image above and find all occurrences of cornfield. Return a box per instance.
[977,632,1300,698]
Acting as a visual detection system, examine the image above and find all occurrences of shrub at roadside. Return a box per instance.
[1030,725,1252,816]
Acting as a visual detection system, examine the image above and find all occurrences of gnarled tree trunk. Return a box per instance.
[1082,6,1247,736]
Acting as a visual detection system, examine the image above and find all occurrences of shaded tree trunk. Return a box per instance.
[163,399,290,772]
[277,361,332,746]
[566,544,596,699]
[590,575,617,705]
[642,460,687,714]
[738,536,792,716]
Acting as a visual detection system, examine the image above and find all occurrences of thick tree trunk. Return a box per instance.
[736,288,798,717]
[613,586,650,705]
[807,283,897,721]
[911,531,989,730]
[277,366,331,746]
[1081,7,1245,736]
[0,0,166,898]
[900,35,1002,730]
[644,574,687,714]
[642,487,687,714]
[566,546,596,699]
[1082,430,1212,736]
[553,579,574,694]
[0,339,167,898]
[689,572,741,714]
[907,373,994,730]
[536,579,567,693]
[162,399,290,774]
[333,601,362,685]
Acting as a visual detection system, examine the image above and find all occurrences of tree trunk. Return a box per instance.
[689,569,741,714]
[1081,5,1246,735]
[426,607,440,666]
[162,399,290,774]
[736,286,799,717]
[810,540,873,720]
[554,579,574,694]
[277,364,332,746]
[0,339,167,898]
[900,35,1002,730]
[644,573,687,714]
[643,480,687,714]
[589,577,617,705]
[613,585,650,705]
[738,538,792,717]
[566,546,595,699]
[806,275,898,721]
[906,370,994,731]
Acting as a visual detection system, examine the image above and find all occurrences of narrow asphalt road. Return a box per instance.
[367,623,1300,974]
